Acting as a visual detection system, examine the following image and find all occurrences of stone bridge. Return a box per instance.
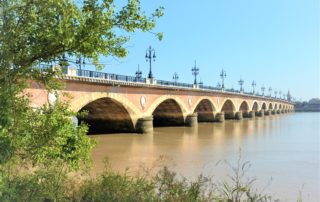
[27,69,294,134]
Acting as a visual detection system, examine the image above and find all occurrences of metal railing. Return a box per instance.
[157,80,193,88]
[200,85,221,91]
[77,69,146,83]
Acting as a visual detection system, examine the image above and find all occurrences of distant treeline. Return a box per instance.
[295,98,320,112]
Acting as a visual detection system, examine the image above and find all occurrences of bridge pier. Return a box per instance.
[185,113,198,127]
[224,112,236,119]
[235,111,243,120]
[248,111,256,118]
[257,110,264,117]
[271,110,276,115]
[197,112,216,122]
[136,116,153,133]
[215,112,225,122]
[264,110,270,115]
[276,109,281,114]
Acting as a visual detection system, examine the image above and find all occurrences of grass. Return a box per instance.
[0,155,301,202]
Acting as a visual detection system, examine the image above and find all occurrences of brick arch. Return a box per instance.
[192,97,217,122]
[274,103,278,110]
[239,100,250,112]
[145,95,189,118]
[151,98,185,127]
[191,97,217,112]
[220,99,237,119]
[261,102,267,110]
[78,97,135,134]
[252,101,259,111]
[268,103,273,110]
[69,92,141,125]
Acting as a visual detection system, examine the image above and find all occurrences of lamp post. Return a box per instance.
[274,90,278,98]
[220,69,226,89]
[173,72,179,85]
[261,86,265,96]
[191,60,199,85]
[269,87,272,97]
[217,82,221,88]
[145,46,156,79]
[238,77,244,92]
[76,56,85,76]
[135,65,142,81]
[252,80,256,94]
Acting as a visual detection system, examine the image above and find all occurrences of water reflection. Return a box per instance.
[91,113,319,201]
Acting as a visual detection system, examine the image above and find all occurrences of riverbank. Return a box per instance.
[0,158,295,202]
[294,98,320,112]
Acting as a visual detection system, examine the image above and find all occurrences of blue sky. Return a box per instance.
[96,0,319,101]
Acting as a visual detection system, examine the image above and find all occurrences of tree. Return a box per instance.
[0,0,163,170]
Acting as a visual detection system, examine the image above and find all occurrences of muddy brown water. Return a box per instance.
[91,113,319,201]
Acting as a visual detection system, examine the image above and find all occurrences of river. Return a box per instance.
[91,112,320,201]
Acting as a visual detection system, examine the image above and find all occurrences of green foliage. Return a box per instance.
[0,90,95,170]
[74,165,156,201]
[0,166,70,202]
[0,161,288,202]
[154,166,210,202]
[0,0,164,71]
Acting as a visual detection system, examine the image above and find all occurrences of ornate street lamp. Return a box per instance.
[76,56,85,76]
[220,69,226,89]
[217,82,221,88]
[238,77,244,92]
[269,87,272,97]
[261,86,265,96]
[279,90,282,99]
[191,60,199,85]
[252,80,256,94]
[135,64,142,81]
[145,46,156,79]
[173,72,179,85]
[274,90,278,98]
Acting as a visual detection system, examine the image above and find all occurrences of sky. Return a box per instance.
[94,0,319,101]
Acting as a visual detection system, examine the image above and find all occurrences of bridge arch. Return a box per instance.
[239,100,250,116]
[193,98,217,122]
[274,103,278,110]
[145,95,188,117]
[252,101,259,112]
[279,104,282,109]
[151,98,185,127]
[220,99,236,119]
[261,102,267,110]
[70,92,140,117]
[268,103,273,110]
[77,97,136,134]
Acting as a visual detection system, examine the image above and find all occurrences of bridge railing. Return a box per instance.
[157,80,194,88]
[35,65,290,102]
[200,85,221,91]
[76,69,146,83]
